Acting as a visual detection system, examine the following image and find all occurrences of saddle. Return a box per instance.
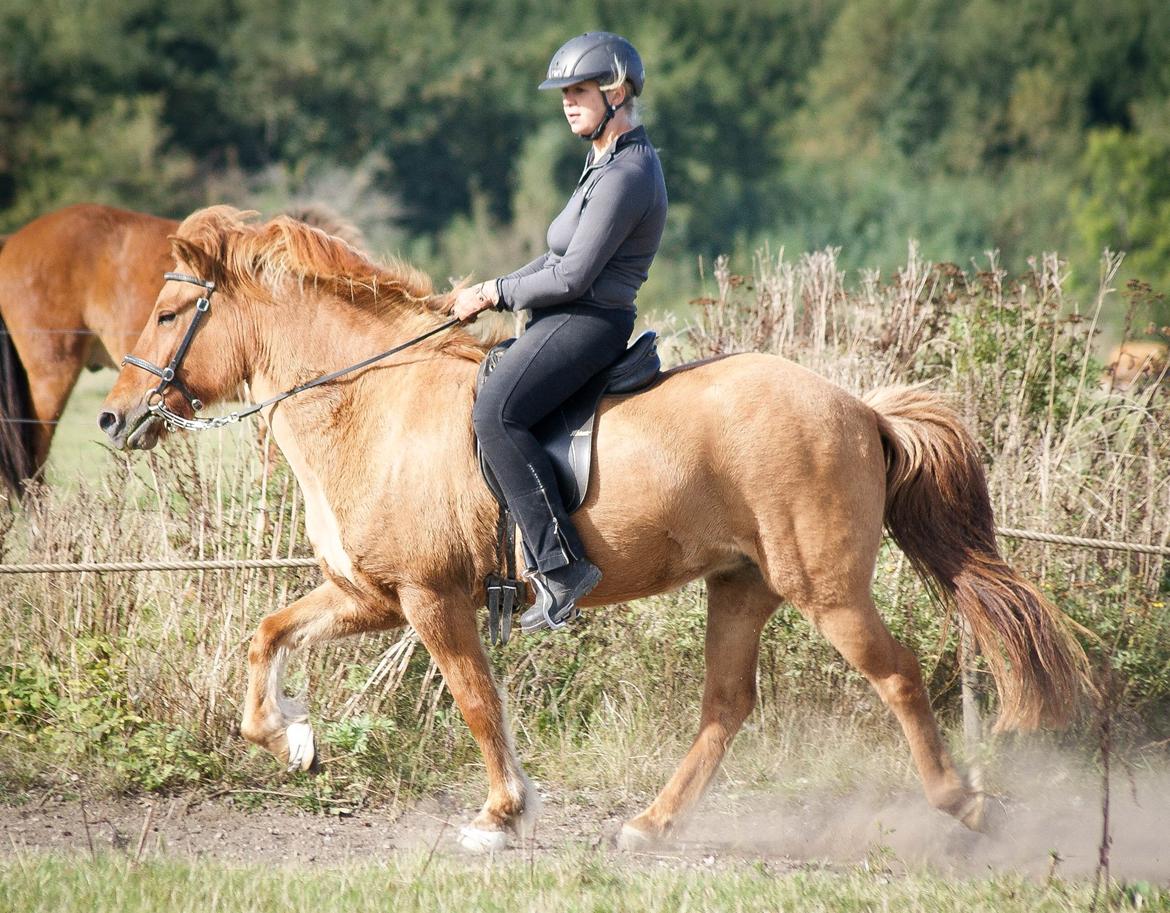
[475,330,662,644]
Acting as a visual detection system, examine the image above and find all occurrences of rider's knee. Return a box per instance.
[472,392,502,436]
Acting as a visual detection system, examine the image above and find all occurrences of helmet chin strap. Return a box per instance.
[585,86,627,142]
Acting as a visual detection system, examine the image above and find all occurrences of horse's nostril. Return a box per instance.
[98,411,120,435]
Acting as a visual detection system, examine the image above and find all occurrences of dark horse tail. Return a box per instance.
[0,270,38,496]
[864,386,1091,731]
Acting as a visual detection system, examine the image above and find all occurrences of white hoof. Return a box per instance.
[285,721,316,772]
[616,823,658,852]
[458,825,510,853]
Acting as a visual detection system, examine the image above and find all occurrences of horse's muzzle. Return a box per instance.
[99,403,163,451]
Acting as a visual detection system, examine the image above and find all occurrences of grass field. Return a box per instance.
[2,850,1157,913]
[43,368,116,486]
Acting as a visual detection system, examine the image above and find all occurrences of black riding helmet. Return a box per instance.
[539,32,645,141]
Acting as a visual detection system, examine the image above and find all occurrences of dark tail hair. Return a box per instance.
[865,385,1091,731]
[0,309,37,495]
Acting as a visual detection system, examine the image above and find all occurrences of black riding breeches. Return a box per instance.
[473,303,635,572]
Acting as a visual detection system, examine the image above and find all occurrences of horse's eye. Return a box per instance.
[158,312,177,326]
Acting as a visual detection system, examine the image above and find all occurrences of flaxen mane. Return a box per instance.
[172,206,487,360]
[283,203,367,251]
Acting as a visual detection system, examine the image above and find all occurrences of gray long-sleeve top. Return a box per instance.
[495,125,667,313]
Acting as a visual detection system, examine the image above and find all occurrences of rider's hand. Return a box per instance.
[450,282,499,322]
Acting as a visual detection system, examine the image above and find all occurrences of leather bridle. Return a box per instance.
[122,271,216,420]
[121,271,460,432]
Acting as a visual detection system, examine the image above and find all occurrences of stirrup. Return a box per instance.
[520,598,579,634]
[519,565,597,633]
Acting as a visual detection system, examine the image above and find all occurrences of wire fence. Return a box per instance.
[0,556,318,574]
[1,525,1166,575]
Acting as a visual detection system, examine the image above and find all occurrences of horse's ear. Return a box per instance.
[169,236,216,281]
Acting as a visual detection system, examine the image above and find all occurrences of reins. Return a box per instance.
[122,271,461,432]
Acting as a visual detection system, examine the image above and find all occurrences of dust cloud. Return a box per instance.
[679,745,1170,881]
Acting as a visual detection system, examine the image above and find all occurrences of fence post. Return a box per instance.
[959,615,984,790]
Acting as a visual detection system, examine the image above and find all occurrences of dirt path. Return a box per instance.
[2,772,1167,883]
[0,793,621,867]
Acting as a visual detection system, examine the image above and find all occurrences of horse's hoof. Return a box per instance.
[458,825,510,853]
[285,722,316,773]
[955,790,987,833]
[615,822,660,852]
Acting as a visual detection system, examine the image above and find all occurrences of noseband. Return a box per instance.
[121,270,461,432]
[122,271,216,418]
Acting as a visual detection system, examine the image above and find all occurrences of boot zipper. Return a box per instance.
[525,464,577,563]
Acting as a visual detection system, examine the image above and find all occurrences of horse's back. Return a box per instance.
[0,204,177,332]
[581,352,887,597]
[4,202,171,254]
[1103,339,1169,390]
[597,351,877,465]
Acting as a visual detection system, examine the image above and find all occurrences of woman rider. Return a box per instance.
[449,32,668,634]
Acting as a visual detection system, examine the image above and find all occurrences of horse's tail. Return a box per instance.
[864,385,1091,731]
[0,308,37,495]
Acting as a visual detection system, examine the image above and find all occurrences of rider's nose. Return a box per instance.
[98,410,123,438]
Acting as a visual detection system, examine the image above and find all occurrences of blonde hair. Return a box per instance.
[599,56,641,125]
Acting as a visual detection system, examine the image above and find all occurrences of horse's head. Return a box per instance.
[99,207,254,450]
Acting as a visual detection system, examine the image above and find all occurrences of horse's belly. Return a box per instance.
[574,406,748,600]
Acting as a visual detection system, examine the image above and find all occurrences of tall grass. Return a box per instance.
[690,245,1169,594]
[1,245,1167,805]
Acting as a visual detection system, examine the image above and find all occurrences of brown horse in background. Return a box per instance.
[1102,339,1169,391]
[0,202,363,494]
[99,206,1090,852]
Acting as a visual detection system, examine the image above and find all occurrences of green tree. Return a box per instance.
[1072,102,1170,309]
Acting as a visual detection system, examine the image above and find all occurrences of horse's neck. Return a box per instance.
[253,296,433,381]
[249,303,465,454]
[247,305,478,571]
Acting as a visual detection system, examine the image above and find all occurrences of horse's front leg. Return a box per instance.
[241,580,403,770]
[401,585,536,851]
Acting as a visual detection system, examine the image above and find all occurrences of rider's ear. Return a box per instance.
[169,236,217,285]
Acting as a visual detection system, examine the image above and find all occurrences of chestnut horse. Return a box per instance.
[0,202,362,494]
[99,206,1089,851]
[1103,339,1169,391]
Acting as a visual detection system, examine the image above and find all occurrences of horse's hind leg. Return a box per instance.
[240,580,403,772]
[797,590,983,828]
[620,565,778,848]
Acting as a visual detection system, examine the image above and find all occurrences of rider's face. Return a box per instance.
[561,81,623,137]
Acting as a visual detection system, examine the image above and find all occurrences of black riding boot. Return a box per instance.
[520,558,602,632]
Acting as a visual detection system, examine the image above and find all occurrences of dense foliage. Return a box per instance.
[2,0,1169,315]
